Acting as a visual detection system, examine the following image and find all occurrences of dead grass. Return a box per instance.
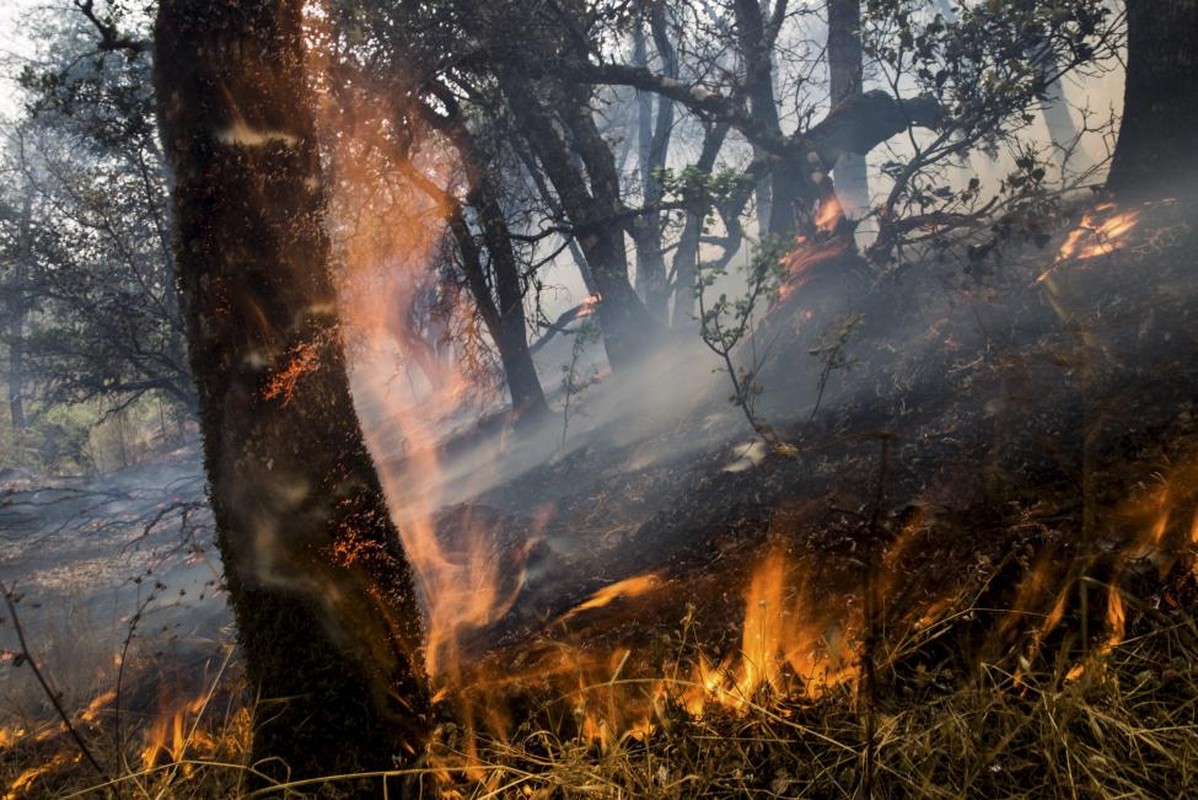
[1,565,1196,798]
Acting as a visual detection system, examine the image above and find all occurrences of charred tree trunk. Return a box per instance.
[504,78,660,371]
[154,0,431,788]
[734,0,785,236]
[632,5,676,321]
[827,0,868,219]
[1105,0,1198,199]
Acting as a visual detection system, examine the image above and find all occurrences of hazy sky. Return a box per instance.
[0,0,38,123]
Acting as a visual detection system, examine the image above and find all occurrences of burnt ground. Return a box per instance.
[432,196,1198,682]
[0,443,228,723]
[3,196,1197,797]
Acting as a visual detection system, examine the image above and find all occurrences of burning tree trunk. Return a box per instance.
[153,0,431,786]
[1106,0,1198,199]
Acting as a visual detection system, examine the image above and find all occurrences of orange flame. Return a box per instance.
[1038,203,1142,282]
[141,695,210,770]
[576,293,602,318]
[814,196,843,233]
[4,752,76,799]
[683,548,856,715]
[557,574,661,623]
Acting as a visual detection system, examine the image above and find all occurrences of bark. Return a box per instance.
[154,0,431,789]
[827,0,868,219]
[8,190,32,434]
[415,94,549,422]
[671,122,730,328]
[632,6,676,320]
[448,191,549,424]
[1106,0,1198,200]
[734,0,786,235]
[503,77,661,371]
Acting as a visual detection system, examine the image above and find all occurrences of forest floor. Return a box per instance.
[3,194,1198,797]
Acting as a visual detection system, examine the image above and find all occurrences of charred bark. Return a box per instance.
[827,0,868,219]
[632,5,676,321]
[154,0,431,788]
[1106,0,1198,200]
[413,93,548,422]
[503,77,661,371]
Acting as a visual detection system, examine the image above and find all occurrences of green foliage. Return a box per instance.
[0,6,194,429]
[655,165,752,228]
[559,320,603,447]
[860,0,1119,266]
[808,313,865,423]
[695,237,790,446]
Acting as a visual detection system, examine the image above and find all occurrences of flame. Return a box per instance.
[1038,203,1142,282]
[307,9,535,689]
[141,694,211,770]
[79,690,116,723]
[4,752,76,800]
[576,293,602,318]
[775,239,846,305]
[814,196,843,233]
[684,548,856,714]
[556,574,661,623]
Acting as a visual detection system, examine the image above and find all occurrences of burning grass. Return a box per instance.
[2,540,1197,798]
[5,198,1198,797]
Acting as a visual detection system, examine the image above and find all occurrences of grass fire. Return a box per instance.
[3,0,1198,798]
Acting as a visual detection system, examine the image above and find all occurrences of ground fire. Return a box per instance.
[3,1,1198,798]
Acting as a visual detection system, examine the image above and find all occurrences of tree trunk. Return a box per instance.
[154,0,431,789]
[450,192,549,424]
[8,189,32,435]
[504,79,660,370]
[1104,0,1198,199]
[735,0,784,236]
[632,5,677,320]
[671,122,730,329]
[827,0,868,218]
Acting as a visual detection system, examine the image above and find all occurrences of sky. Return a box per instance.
[0,0,38,123]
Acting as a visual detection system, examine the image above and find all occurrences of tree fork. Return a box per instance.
[154,0,432,788]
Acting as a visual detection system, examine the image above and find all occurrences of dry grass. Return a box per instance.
[2,575,1196,798]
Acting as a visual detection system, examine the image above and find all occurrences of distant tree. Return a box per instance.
[1106,0,1198,199]
[154,0,430,786]
[3,6,194,423]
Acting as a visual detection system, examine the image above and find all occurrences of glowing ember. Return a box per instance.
[261,339,322,406]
